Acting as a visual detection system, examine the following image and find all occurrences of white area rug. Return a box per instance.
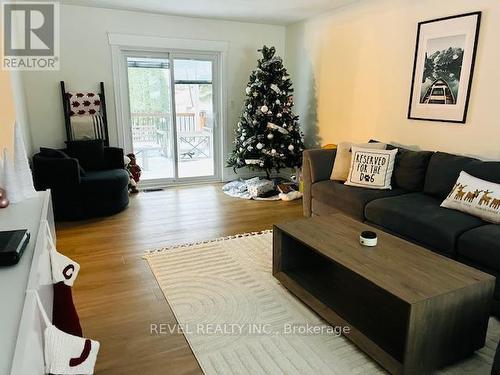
[145,231,499,375]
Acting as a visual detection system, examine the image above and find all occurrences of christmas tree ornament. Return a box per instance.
[267,122,289,134]
[253,92,258,97]
[270,84,281,94]
[245,87,251,95]
[277,113,282,118]
[276,99,281,104]
[0,197,8,208]
[261,105,268,113]
[288,145,295,151]
[240,135,245,141]
[0,188,9,208]
[271,149,277,155]
[256,143,264,150]
[267,133,274,140]
[242,135,256,146]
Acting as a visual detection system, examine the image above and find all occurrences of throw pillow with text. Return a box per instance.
[345,147,398,190]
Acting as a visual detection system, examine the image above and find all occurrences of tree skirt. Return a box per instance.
[144,232,499,374]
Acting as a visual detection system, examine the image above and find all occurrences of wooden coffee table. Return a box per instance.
[273,214,495,375]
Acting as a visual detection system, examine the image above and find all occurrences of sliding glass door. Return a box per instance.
[124,51,219,185]
[127,56,175,180]
[173,58,215,178]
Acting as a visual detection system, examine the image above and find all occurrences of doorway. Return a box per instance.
[123,51,220,185]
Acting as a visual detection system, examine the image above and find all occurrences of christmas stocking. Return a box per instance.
[46,223,80,286]
[45,326,100,374]
[35,292,100,375]
[53,282,83,337]
[44,222,83,337]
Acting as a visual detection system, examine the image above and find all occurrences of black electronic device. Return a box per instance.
[0,230,30,266]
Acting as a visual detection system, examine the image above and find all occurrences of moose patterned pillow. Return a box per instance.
[441,171,500,224]
[345,147,398,190]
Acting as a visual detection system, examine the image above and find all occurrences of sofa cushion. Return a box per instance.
[312,180,407,220]
[365,192,485,255]
[441,171,500,224]
[457,225,500,271]
[66,139,105,171]
[392,149,433,191]
[331,141,386,181]
[464,161,500,183]
[424,152,477,199]
[40,147,69,159]
[345,147,398,190]
[369,141,433,192]
[40,147,86,176]
[80,169,129,194]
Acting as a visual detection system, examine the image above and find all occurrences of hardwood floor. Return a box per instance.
[56,184,303,374]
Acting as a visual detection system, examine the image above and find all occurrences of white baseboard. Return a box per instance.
[136,169,296,190]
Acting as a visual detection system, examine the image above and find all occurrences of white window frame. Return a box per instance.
[108,33,228,187]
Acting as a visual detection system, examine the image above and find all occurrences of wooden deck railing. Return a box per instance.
[131,112,170,143]
[130,112,211,159]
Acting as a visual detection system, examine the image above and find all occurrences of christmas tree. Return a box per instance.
[227,46,304,179]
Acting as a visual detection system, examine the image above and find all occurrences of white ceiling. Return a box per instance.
[61,0,358,25]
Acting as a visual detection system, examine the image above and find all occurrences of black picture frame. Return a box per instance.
[407,12,481,123]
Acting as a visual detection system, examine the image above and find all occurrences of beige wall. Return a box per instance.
[0,65,16,156]
[286,0,500,160]
[0,27,33,158]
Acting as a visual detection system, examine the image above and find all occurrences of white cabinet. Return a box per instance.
[0,191,55,375]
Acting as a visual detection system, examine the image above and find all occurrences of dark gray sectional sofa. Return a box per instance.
[302,143,500,316]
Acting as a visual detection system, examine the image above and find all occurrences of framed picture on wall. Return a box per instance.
[408,12,481,123]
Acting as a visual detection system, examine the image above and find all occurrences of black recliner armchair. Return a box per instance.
[33,140,130,220]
